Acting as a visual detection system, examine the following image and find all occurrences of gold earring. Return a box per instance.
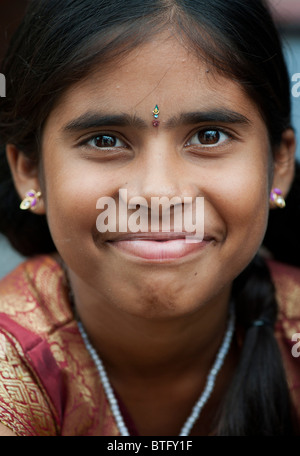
[20,189,42,210]
[270,188,286,209]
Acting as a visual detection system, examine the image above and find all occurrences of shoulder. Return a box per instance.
[0,330,60,435]
[0,255,72,435]
[0,255,117,436]
[0,254,73,335]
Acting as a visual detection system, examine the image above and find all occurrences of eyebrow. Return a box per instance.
[165,109,251,128]
[61,108,251,134]
[62,112,147,133]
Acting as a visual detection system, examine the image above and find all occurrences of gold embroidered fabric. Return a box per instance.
[0,255,119,436]
[268,260,300,427]
[0,328,58,435]
[0,255,299,435]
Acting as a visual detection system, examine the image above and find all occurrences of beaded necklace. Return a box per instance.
[78,311,235,436]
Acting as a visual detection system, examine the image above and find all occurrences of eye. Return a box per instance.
[86,134,126,149]
[186,129,230,147]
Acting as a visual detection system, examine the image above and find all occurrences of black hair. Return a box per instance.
[0,0,294,255]
[264,161,300,267]
[0,0,298,435]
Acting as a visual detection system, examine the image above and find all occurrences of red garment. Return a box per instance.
[0,255,299,435]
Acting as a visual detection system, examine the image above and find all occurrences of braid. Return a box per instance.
[217,255,295,435]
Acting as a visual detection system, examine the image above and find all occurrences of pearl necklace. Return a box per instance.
[78,312,235,436]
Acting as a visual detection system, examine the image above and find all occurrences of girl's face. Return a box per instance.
[37,35,281,317]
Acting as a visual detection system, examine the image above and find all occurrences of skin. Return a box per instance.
[6,33,296,436]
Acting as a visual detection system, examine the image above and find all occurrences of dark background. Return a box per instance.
[0,0,28,62]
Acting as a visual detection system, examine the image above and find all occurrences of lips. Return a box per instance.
[106,233,214,261]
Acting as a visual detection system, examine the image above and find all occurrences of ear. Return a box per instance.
[6,144,45,214]
[270,128,296,207]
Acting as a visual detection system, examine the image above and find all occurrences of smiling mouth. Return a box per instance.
[106,233,214,261]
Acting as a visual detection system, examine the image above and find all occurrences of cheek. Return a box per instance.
[210,154,270,251]
[42,151,117,256]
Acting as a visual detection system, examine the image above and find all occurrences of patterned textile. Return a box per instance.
[0,256,118,436]
[269,261,300,425]
[0,255,299,435]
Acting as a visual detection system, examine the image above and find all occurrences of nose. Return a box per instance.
[126,140,199,204]
[119,140,202,234]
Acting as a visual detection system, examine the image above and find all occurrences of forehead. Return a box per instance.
[45,34,262,127]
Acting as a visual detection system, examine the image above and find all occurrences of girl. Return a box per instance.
[0,0,299,436]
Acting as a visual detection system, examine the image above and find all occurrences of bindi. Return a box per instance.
[152,104,160,127]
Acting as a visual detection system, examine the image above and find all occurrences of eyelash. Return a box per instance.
[83,134,127,149]
[185,128,232,148]
[79,127,233,151]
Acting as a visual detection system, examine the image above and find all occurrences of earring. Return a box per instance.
[270,188,286,209]
[20,189,42,210]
